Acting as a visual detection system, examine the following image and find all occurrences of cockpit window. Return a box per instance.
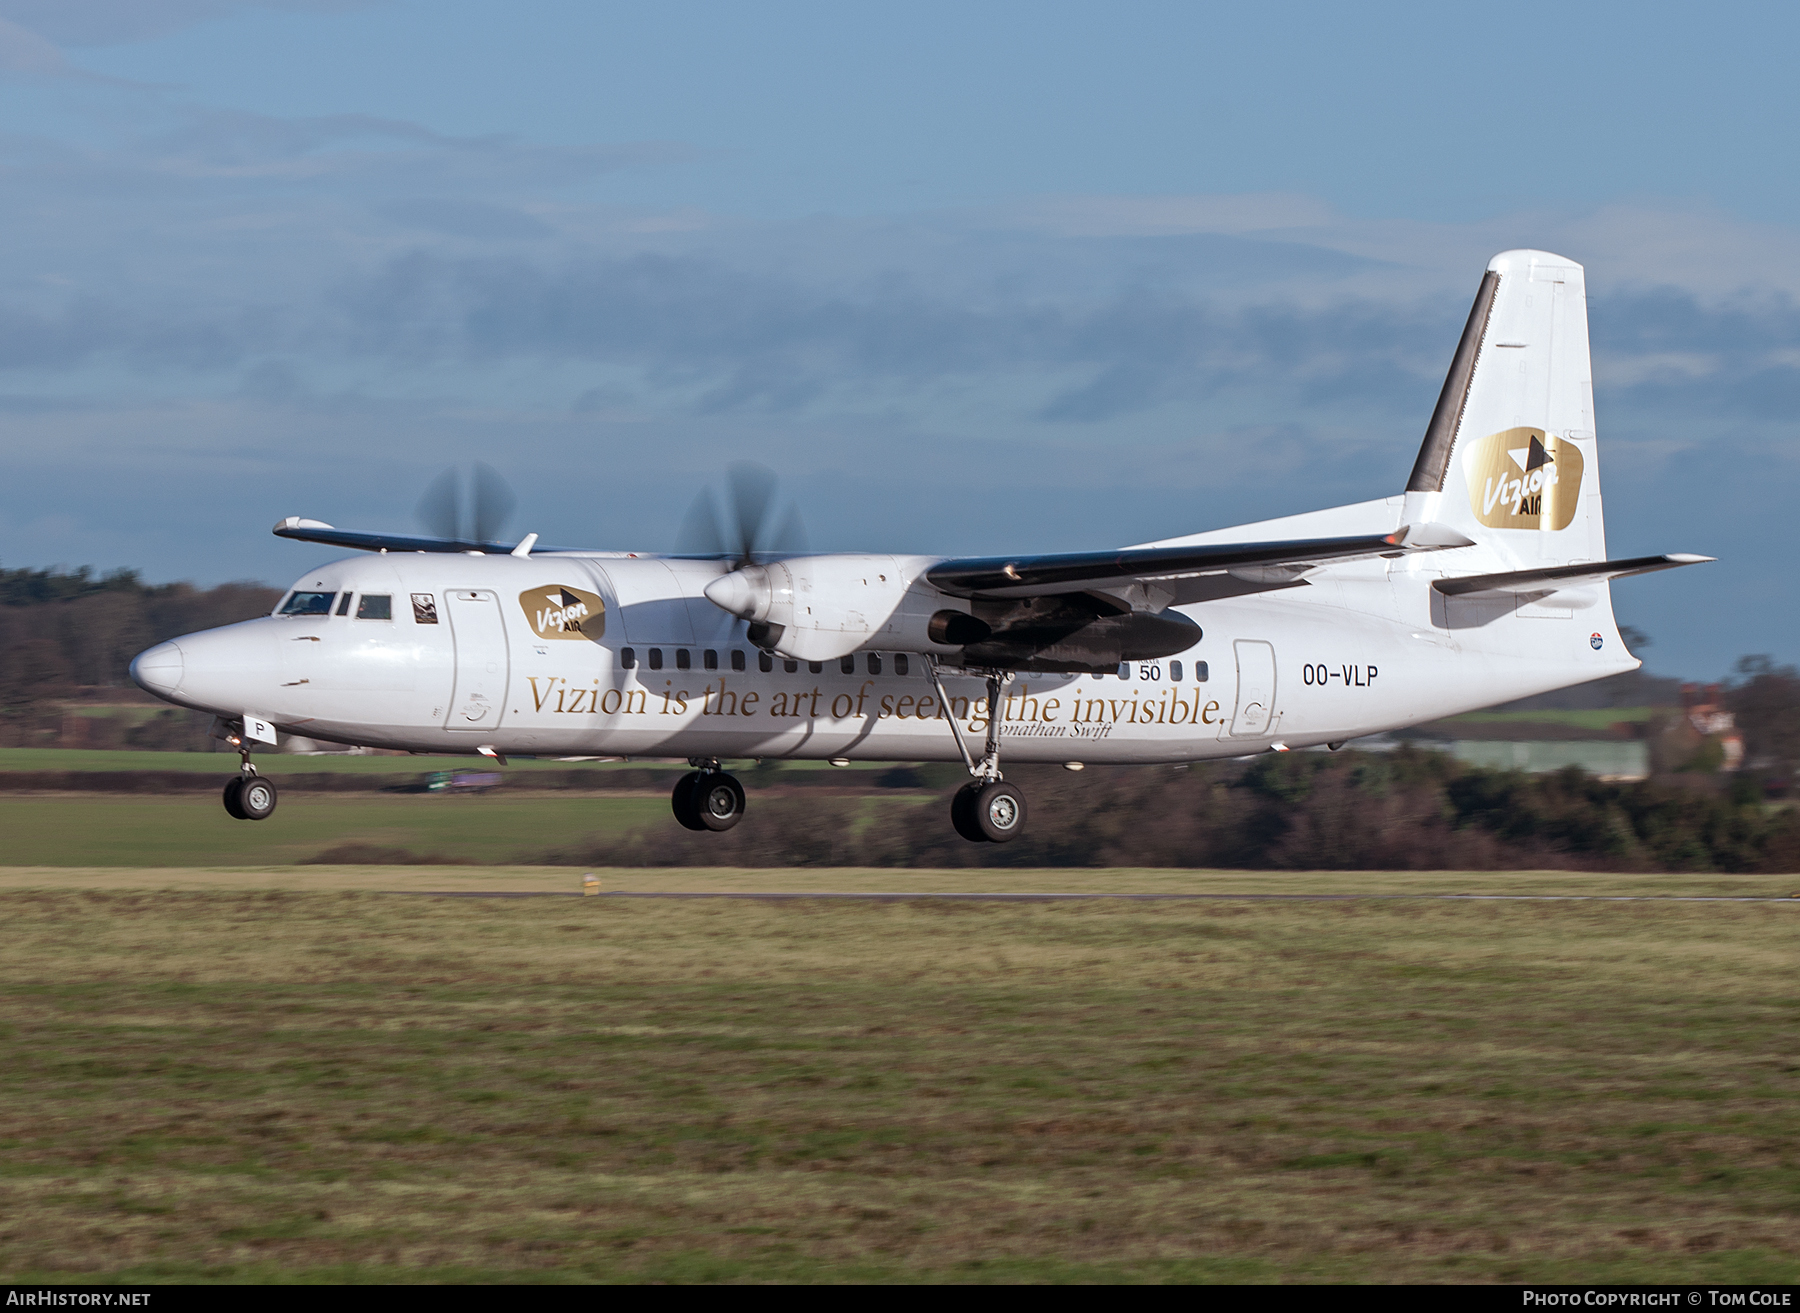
[279,591,336,616]
[356,594,393,620]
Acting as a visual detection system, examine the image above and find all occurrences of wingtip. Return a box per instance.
[1667,553,1716,564]
[273,516,334,534]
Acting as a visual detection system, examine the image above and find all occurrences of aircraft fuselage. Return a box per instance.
[131,541,1634,766]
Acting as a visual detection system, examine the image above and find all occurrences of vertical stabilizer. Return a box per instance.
[1401,251,1604,565]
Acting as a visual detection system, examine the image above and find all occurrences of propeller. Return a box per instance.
[674,461,808,567]
[416,463,517,545]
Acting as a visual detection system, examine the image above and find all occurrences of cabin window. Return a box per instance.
[410,593,438,624]
[1117,663,1130,680]
[1169,660,1183,682]
[731,650,746,672]
[648,648,664,670]
[894,654,909,676]
[808,661,823,675]
[280,591,336,616]
[840,656,855,675]
[784,659,798,673]
[867,654,882,675]
[1195,661,1209,682]
[1092,672,1104,680]
[620,647,636,669]
[759,652,773,673]
[676,648,691,671]
[357,594,393,620]
[335,593,353,616]
[703,649,718,671]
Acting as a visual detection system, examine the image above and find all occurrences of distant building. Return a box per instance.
[1681,683,1744,771]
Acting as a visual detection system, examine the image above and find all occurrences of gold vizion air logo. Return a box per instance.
[518,585,605,641]
[1463,427,1584,531]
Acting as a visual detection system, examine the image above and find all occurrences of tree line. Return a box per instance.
[543,750,1800,874]
[0,565,280,745]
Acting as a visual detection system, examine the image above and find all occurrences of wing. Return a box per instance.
[1431,553,1713,597]
[925,528,1469,605]
[272,518,579,555]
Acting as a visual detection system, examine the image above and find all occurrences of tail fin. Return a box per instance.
[1401,250,1604,565]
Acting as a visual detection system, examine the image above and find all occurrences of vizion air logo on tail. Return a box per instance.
[1464,427,1584,530]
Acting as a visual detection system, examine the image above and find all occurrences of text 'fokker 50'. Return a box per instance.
[131,251,1708,842]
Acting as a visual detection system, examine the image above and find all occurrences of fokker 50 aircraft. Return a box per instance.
[131,250,1708,842]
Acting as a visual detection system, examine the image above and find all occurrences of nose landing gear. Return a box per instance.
[929,660,1027,844]
[672,759,746,832]
[221,733,278,821]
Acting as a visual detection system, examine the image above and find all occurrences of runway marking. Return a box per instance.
[391,891,1800,903]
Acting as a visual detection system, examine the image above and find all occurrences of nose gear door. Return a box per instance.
[1229,639,1278,738]
[446,590,511,730]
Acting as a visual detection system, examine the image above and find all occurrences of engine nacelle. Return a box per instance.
[703,554,973,663]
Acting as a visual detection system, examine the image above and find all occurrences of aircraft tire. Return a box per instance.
[950,782,989,843]
[238,775,279,821]
[695,773,746,832]
[671,771,708,831]
[222,776,248,820]
[974,781,1026,843]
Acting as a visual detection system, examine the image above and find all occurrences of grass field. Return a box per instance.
[1440,707,1660,729]
[0,795,671,866]
[1,868,1796,1283]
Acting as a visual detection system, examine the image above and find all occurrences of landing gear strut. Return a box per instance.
[672,758,746,832]
[928,660,1027,844]
[221,736,278,821]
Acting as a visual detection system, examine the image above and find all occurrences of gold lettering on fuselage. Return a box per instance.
[523,674,1242,735]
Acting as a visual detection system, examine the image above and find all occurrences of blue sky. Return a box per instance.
[1,0,1796,677]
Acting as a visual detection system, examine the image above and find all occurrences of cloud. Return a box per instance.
[0,94,1794,677]
[0,1,374,48]
[376,198,553,241]
[0,15,65,72]
[996,192,1338,238]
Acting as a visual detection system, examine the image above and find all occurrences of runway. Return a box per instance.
[395,890,1800,903]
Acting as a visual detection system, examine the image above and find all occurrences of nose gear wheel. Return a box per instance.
[221,736,278,821]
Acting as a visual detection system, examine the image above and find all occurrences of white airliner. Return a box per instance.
[130,250,1707,842]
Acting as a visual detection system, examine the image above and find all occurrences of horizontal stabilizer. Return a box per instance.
[928,531,1460,601]
[273,517,575,556]
[1432,553,1712,597]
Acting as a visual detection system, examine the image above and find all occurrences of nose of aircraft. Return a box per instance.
[129,640,184,697]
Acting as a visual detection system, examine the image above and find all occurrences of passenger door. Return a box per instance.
[1229,639,1278,738]
[445,590,511,730]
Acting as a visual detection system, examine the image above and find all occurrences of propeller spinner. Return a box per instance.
[681,463,808,649]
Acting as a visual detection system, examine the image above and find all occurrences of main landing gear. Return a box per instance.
[672,758,746,832]
[221,738,278,821]
[929,660,1027,844]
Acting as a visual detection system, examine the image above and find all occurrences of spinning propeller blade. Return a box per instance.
[674,462,808,566]
[416,463,516,543]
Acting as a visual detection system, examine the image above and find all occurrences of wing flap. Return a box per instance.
[1432,553,1712,597]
